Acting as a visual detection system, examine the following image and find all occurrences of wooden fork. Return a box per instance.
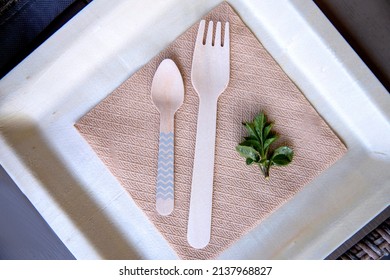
[187,20,230,249]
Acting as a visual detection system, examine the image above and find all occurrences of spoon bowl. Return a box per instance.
[151,59,184,115]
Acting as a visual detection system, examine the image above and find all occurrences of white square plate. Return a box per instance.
[1,0,389,259]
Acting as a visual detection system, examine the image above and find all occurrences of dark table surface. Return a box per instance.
[0,0,389,259]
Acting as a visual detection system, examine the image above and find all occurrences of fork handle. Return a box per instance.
[187,98,218,249]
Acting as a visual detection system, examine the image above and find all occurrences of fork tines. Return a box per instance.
[196,20,229,47]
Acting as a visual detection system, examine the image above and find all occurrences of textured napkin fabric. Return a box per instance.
[75,2,347,259]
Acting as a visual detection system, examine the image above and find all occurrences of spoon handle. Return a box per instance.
[156,113,174,215]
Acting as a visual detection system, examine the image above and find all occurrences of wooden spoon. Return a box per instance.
[151,59,184,215]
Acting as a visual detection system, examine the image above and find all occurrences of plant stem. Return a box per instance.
[259,162,270,179]
[264,165,270,179]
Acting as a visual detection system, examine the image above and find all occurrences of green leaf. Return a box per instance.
[239,140,262,153]
[263,123,273,140]
[271,146,294,166]
[244,122,259,140]
[236,145,260,162]
[237,112,294,178]
[254,113,266,142]
[264,135,278,150]
[244,136,258,141]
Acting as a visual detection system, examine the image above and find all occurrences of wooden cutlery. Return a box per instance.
[187,20,230,249]
[151,59,184,216]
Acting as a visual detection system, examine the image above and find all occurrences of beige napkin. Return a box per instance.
[75,2,347,259]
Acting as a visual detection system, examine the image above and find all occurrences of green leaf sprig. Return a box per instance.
[236,112,293,179]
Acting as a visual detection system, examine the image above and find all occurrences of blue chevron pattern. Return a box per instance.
[156,132,174,201]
